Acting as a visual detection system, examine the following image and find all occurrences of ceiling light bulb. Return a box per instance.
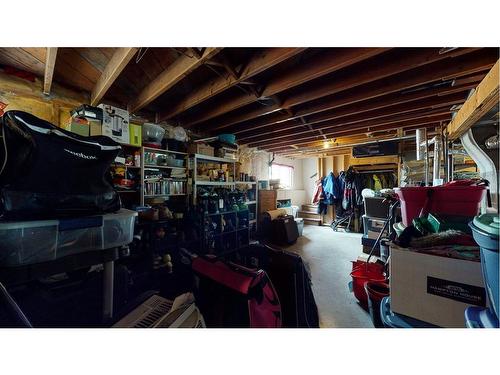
[323,141,330,149]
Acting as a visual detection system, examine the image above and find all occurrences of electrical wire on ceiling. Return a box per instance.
[204,61,257,98]
[135,48,149,64]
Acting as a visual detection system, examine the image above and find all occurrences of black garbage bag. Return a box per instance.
[0,110,121,218]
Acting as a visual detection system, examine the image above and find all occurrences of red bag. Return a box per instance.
[192,257,282,328]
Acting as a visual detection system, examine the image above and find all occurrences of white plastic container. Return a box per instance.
[0,209,137,267]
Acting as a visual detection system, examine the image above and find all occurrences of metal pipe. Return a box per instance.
[433,135,441,183]
[416,129,426,161]
[448,142,454,181]
[420,128,429,185]
[443,131,449,183]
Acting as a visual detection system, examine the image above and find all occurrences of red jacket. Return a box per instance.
[312,179,324,204]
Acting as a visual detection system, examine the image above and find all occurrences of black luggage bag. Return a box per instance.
[0,111,122,218]
[271,215,299,245]
[239,244,320,328]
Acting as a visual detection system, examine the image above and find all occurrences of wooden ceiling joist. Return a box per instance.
[181,48,391,128]
[156,48,306,121]
[267,121,441,154]
[237,89,471,141]
[229,68,487,137]
[242,94,465,145]
[202,48,490,132]
[128,47,222,114]
[251,112,451,149]
[90,47,139,106]
[447,59,499,140]
[43,47,58,95]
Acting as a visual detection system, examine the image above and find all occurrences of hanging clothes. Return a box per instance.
[312,179,324,205]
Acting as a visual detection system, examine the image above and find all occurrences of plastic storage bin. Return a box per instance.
[469,214,499,320]
[362,215,386,239]
[394,186,486,226]
[380,297,437,328]
[0,209,137,267]
[364,197,391,219]
[295,218,304,236]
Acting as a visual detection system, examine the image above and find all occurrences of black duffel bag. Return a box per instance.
[0,110,121,218]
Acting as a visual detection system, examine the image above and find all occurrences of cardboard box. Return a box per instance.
[64,117,89,137]
[98,104,130,144]
[188,143,214,156]
[129,123,142,146]
[390,244,486,327]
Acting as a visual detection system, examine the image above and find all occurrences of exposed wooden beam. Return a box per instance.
[128,47,222,114]
[90,47,138,106]
[181,48,391,127]
[43,47,58,95]
[242,94,465,144]
[202,48,488,132]
[447,59,499,139]
[237,90,471,141]
[249,111,451,148]
[157,48,306,121]
[228,74,484,136]
[264,121,443,152]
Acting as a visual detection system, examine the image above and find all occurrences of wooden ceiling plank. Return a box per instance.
[182,47,390,127]
[90,47,138,106]
[447,59,499,140]
[43,47,58,95]
[128,47,222,114]
[157,48,306,121]
[204,48,491,132]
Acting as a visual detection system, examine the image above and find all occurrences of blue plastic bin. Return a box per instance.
[380,297,437,328]
[465,306,499,328]
[469,214,499,320]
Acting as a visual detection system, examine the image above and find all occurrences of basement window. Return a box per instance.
[271,163,294,189]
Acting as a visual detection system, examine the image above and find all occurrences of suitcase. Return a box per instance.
[236,244,320,328]
[271,215,299,245]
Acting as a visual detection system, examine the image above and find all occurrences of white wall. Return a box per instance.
[302,157,318,204]
[239,147,307,206]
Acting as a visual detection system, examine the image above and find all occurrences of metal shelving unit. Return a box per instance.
[190,154,237,205]
[140,147,188,205]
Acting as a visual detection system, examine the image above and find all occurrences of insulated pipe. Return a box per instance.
[433,135,441,183]
[443,131,449,183]
[415,129,426,161]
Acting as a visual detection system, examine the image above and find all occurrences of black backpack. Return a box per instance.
[0,110,121,219]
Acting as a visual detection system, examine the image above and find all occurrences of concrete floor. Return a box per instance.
[284,225,373,328]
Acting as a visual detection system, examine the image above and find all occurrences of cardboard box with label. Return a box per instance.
[98,104,130,144]
[390,244,486,327]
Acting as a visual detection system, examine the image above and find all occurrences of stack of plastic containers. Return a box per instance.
[466,213,499,328]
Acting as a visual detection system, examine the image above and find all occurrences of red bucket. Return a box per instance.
[394,185,486,226]
[350,265,386,306]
